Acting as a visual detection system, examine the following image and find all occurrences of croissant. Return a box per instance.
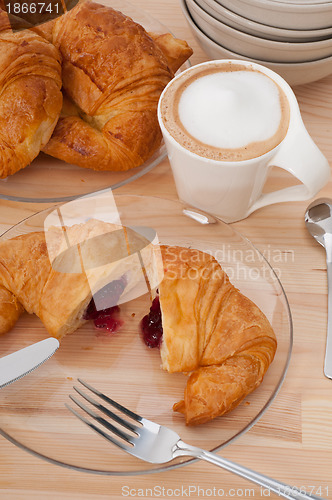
[0,10,62,178]
[155,246,277,425]
[42,1,193,171]
[0,285,23,335]
[0,220,155,339]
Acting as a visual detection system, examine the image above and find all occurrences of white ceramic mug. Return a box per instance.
[157,60,330,223]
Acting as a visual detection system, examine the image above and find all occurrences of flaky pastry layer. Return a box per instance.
[158,246,277,425]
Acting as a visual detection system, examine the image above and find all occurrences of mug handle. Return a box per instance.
[247,120,330,216]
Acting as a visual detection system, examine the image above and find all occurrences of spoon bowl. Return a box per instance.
[305,198,332,380]
[305,198,332,247]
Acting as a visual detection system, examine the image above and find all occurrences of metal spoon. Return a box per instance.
[305,198,332,380]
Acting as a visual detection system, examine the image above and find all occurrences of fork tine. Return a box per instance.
[65,404,132,453]
[69,394,136,445]
[73,385,139,433]
[77,378,143,423]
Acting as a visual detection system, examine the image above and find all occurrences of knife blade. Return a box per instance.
[0,338,59,389]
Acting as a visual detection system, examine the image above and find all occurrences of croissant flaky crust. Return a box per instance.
[0,10,62,179]
[42,1,193,172]
[0,285,23,335]
[0,230,93,338]
[158,246,277,425]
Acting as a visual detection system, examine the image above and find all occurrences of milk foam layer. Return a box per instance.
[179,71,281,149]
[160,63,290,162]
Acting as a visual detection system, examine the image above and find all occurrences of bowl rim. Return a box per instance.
[188,0,332,50]
[181,0,332,68]
[195,0,332,38]
[269,0,332,4]
[214,0,332,13]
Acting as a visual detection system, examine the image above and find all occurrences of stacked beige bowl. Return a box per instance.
[180,0,332,85]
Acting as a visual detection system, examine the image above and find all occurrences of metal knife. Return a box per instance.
[0,338,59,389]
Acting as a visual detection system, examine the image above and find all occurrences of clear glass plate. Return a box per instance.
[0,0,190,203]
[0,195,292,475]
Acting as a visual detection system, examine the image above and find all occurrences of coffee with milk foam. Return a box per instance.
[160,62,290,161]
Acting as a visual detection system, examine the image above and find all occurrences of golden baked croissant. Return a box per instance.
[0,10,62,178]
[42,1,193,171]
[0,285,23,335]
[151,246,277,425]
[0,220,155,339]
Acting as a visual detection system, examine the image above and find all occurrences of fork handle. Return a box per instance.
[176,441,324,500]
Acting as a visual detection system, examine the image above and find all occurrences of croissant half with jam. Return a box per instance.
[41,1,193,171]
[149,246,277,426]
[0,220,156,339]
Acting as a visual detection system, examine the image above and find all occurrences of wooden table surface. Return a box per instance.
[1,1,332,498]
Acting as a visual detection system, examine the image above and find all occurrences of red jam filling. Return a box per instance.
[140,296,163,348]
[84,277,126,333]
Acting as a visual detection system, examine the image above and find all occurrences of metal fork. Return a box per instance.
[66,380,323,500]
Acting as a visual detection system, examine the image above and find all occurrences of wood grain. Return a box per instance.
[1,0,332,498]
